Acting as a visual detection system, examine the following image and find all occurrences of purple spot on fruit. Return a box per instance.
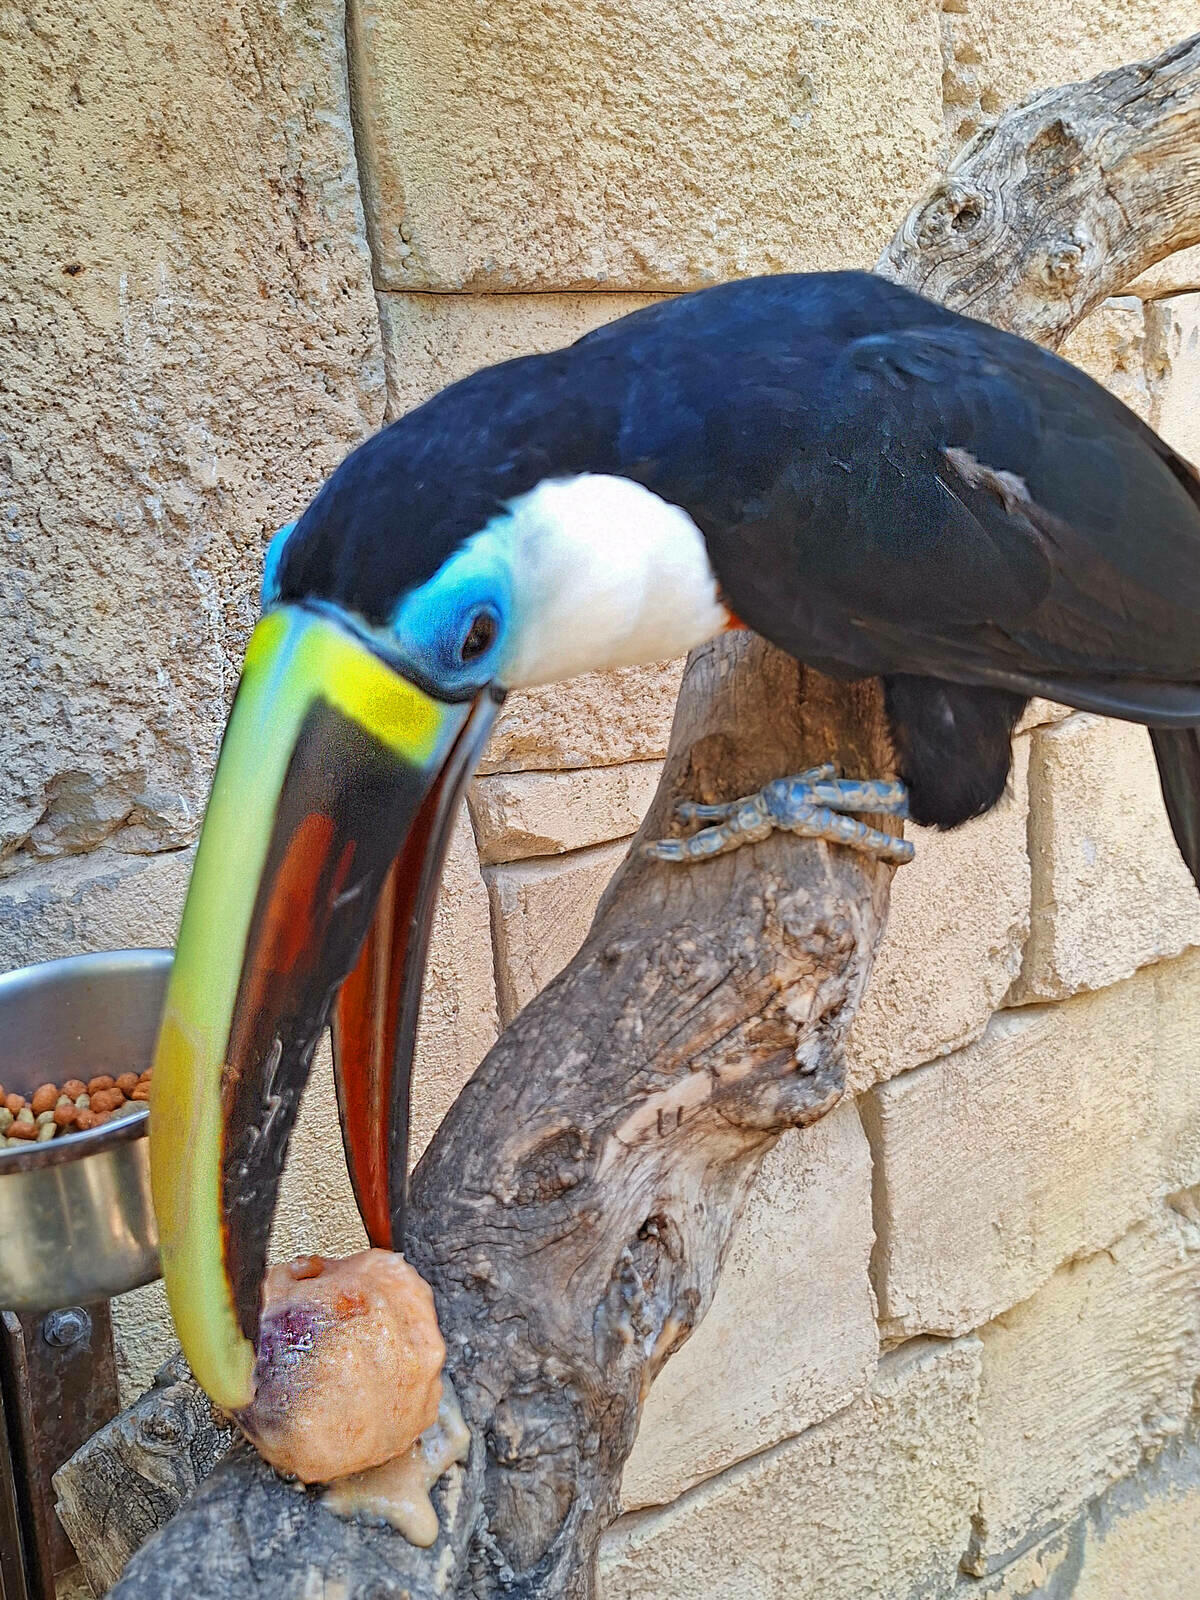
[243,1299,329,1428]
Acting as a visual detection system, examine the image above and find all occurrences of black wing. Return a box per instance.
[695,313,1200,723]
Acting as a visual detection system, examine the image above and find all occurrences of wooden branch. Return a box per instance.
[405,652,893,1595]
[67,30,1200,1600]
[95,649,895,1600]
[879,32,1200,348]
[52,1357,234,1594]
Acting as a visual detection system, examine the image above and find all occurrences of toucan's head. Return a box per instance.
[149,420,728,1411]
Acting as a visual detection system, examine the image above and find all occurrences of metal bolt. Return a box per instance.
[42,1306,91,1348]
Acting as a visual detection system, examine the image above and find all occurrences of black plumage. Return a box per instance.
[277,272,1200,883]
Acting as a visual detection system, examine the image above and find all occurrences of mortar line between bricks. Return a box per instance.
[856,1089,896,1337]
[372,281,1200,303]
[609,1333,974,1549]
[374,286,679,297]
[461,792,507,1047]
[0,839,196,891]
[340,0,392,411]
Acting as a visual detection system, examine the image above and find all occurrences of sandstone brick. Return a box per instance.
[1057,292,1200,469]
[963,1528,1077,1599]
[479,664,685,775]
[968,1202,1200,1572]
[600,1336,981,1600]
[110,1281,182,1410]
[865,953,1200,1341]
[1060,298,1156,422]
[378,291,663,419]
[621,1103,877,1511]
[1152,956,1200,1197]
[272,1040,371,1266]
[487,839,629,1022]
[350,0,943,291]
[52,1567,95,1600]
[470,763,662,866]
[1015,716,1200,1001]
[846,736,1029,1091]
[409,806,500,1158]
[961,1430,1200,1598]
[1129,245,1200,304]
[1,0,383,866]
[0,848,194,969]
[1067,1432,1200,1600]
[1015,699,1074,734]
[1150,293,1200,465]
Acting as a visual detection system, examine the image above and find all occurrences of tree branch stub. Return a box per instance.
[879,32,1200,344]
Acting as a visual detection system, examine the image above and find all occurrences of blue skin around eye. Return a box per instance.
[261,521,296,611]
[389,538,513,697]
[260,519,512,695]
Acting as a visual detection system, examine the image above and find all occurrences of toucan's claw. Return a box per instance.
[674,764,838,823]
[647,772,913,865]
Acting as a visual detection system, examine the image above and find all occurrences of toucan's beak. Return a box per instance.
[149,604,498,1411]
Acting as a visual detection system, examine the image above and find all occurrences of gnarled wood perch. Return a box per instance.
[57,30,1200,1600]
[878,32,1200,347]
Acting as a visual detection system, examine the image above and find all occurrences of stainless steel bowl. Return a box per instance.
[0,949,170,1310]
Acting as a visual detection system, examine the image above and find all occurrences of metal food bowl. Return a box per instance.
[0,949,170,1310]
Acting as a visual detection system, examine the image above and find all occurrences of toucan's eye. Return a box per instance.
[460,610,498,663]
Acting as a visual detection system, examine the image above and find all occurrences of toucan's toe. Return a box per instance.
[646,768,912,867]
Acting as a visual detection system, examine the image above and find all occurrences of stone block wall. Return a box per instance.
[4,2,1200,1595]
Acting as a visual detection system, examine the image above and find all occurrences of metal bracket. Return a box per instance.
[0,1306,120,1600]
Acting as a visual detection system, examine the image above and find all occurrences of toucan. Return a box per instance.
[149,270,1200,1412]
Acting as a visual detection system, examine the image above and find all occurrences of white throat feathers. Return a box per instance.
[489,475,730,689]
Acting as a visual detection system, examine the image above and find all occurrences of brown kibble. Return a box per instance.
[116,1073,140,1096]
[90,1088,125,1113]
[62,1079,87,1100]
[130,1084,151,1102]
[138,1069,153,1083]
[31,1084,59,1115]
[74,1109,99,1131]
[53,1105,78,1128]
[4,1093,25,1116]
[7,1121,36,1141]
[87,1075,115,1094]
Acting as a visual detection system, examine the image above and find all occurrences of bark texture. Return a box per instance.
[59,29,1200,1600]
[879,33,1200,349]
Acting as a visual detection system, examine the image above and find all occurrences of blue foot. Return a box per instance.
[644,769,913,866]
